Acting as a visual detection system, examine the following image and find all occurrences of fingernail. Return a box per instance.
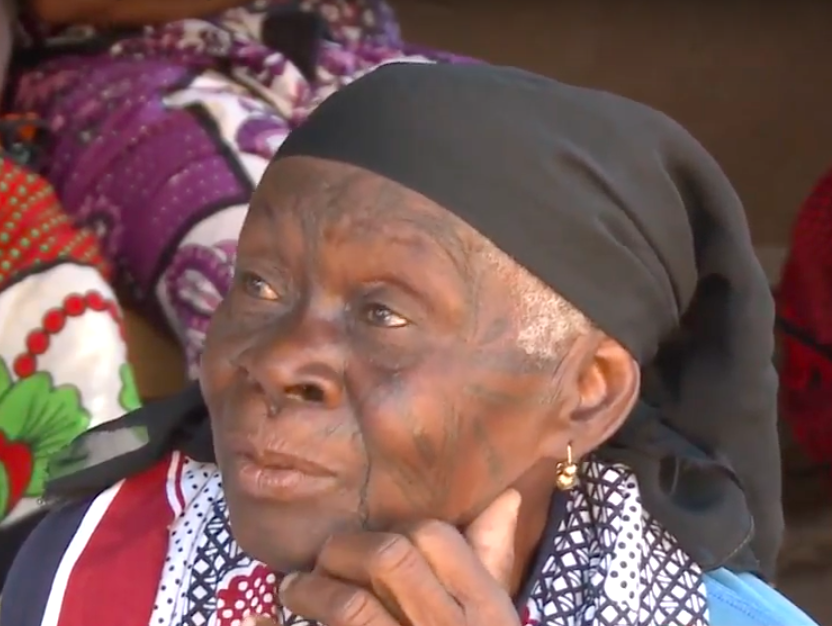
[508,489,523,515]
[498,488,522,521]
[278,572,299,597]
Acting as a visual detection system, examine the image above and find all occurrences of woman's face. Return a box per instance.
[200,157,575,572]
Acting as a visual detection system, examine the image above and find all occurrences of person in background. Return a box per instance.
[11,0,466,379]
[1,63,817,626]
[777,167,832,475]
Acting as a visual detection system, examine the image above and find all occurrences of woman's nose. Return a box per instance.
[239,318,345,411]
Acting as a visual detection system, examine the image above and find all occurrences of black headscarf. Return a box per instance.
[47,63,781,580]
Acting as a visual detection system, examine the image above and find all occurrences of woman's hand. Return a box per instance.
[259,489,523,626]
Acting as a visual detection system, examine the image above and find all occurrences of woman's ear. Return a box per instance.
[541,333,640,460]
[570,335,640,456]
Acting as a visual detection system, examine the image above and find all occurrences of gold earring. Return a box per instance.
[555,444,578,490]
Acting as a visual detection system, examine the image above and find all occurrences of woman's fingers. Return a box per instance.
[401,519,515,613]
[241,617,279,626]
[278,491,522,626]
[279,570,402,626]
[462,489,522,588]
[315,530,464,626]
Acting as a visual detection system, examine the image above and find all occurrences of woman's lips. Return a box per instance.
[232,451,338,502]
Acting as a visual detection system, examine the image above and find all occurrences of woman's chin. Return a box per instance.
[225,497,353,572]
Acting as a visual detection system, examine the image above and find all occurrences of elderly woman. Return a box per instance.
[1,63,818,626]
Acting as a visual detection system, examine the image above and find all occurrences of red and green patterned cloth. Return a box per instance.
[0,157,141,525]
[0,358,90,515]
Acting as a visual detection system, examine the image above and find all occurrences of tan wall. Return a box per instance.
[389,0,832,245]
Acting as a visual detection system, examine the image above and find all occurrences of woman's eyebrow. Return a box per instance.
[387,214,474,282]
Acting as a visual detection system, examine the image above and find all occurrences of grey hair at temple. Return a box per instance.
[482,241,592,360]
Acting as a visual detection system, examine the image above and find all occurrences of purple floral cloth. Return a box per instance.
[13,0,471,375]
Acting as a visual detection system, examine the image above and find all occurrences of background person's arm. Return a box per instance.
[30,0,251,26]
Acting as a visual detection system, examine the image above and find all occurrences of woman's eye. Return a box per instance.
[364,303,409,328]
[239,271,279,301]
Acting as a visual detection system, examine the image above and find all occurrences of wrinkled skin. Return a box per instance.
[199,156,639,592]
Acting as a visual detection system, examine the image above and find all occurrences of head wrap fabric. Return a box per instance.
[47,63,781,579]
